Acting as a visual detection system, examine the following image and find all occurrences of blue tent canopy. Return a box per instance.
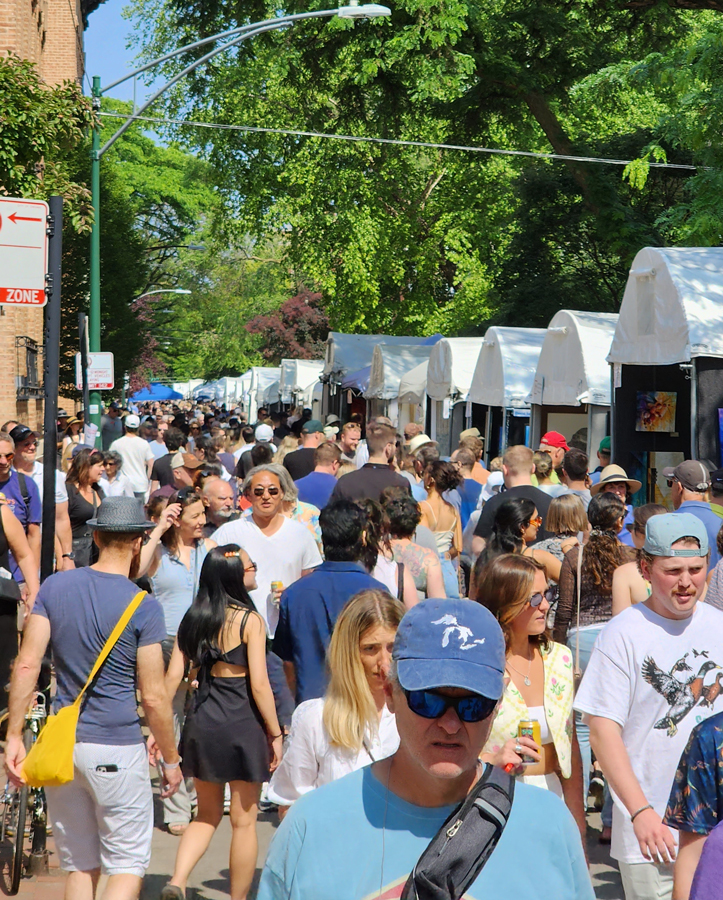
[130,382,183,402]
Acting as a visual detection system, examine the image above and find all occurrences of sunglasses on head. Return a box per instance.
[403,688,498,723]
[222,549,258,572]
[176,486,198,501]
[252,486,280,497]
[529,586,556,608]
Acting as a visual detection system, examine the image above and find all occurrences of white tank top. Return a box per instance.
[526,706,552,744]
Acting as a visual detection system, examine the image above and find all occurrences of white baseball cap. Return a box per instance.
[125,414,140,429]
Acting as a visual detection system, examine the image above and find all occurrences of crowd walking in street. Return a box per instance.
[3,401,723,900]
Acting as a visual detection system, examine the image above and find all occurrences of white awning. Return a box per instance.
[608,247,723,365]
[366,344,434,400]
[426,338,486,402]
[468,327,546,408]
[342,366,371,393]
[530,310,618,407]
[279,359,324,404]
[398,361,428,404]
[323,332,432,382]
[253,368,281,407]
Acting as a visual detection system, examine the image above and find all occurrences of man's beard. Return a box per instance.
[214,508,239,523]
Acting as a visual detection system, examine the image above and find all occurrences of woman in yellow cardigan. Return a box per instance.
[474,553,586,841]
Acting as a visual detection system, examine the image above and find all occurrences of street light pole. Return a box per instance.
[86,3,391,441]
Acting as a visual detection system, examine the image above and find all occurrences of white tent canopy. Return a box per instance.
[426,338,485,402]
[608,247,723,365]
[531,310,618,407]
[324,332,431,381]
[366,344,434,400]
[468,327,546,408]
[279,359,324,406]
[253,367,281,407]
[398,361,428,404]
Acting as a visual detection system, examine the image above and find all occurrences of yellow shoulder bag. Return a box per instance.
[22,590,147,788]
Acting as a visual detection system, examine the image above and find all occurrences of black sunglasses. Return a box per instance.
[529,586,556,608]
[252,486,281,497]
[403,688,497,723]
[176,487,198,501]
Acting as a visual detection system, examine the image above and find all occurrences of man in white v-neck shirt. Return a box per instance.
[210,464,321,635]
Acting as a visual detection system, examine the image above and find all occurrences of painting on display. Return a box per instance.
[635,391,677,433]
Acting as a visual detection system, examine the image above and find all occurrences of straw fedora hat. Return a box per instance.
[87,497,155,532]
[590,464,642,496]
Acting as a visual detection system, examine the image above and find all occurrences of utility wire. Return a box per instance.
[99,110,700,170]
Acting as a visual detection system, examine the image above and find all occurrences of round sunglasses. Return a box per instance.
[403,688,498,723]
[529,586,556,608]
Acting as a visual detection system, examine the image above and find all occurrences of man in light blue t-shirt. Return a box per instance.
[258,598,593,900]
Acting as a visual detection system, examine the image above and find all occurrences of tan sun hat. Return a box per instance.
[590,464,642,496]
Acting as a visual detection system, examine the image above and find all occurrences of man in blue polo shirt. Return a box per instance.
[0,430,41,575]
[294,442,341,511]
[273,499,386,705]
[663,459,721,573]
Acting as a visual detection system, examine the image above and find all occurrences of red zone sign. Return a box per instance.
[0,198,49,306]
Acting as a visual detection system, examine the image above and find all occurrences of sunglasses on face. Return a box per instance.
[529,586,556,608]
[403,688,498,723]
[0,452,13,461]
[252,486,280,497]
[526,515,542,528]
[626,523,644,534]
[666,479,676,488]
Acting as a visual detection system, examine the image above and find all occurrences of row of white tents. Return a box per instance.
[178,248,723,483]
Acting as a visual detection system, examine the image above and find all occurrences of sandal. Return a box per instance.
[167,823,188,836]
[160,886,185,900]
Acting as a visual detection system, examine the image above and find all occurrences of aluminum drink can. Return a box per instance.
[517,719,541,766]
[270,581,284,593]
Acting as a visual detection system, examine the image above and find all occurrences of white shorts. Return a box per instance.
[45,742,153,876]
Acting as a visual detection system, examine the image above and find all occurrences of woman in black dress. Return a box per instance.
[65,448,105,567]
[160,545,281,900]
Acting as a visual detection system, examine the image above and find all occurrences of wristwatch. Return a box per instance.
[62,552,76,561]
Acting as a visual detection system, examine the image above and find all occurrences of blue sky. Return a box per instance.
[84,2,156,102]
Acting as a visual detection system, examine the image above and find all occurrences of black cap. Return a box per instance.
[710,468,723,486]
[9,425,38,445]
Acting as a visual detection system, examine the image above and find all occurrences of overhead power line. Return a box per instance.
[99,110,700,171]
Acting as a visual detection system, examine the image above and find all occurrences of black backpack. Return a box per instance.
[401,765,514,900]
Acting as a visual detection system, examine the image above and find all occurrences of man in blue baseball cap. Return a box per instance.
[575,513,723,900]
[258,598,593,900]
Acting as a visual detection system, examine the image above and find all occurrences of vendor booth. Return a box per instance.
[322,332,432,421]
[426,338,486,456]
[468,327,546,462]
[279,359,324,410]
[529,310,618,458]
[365,344,434,428]
[608,246,723,503]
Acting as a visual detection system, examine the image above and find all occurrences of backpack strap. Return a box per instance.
[16,472,30,508]
[401,764,514,900]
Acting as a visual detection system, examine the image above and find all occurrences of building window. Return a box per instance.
[15,337,43,401]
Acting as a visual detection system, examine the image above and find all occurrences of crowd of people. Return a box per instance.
[2,401,723,900]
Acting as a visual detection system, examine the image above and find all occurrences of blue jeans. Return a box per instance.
[568,624,612,825]
[440,558,460,599]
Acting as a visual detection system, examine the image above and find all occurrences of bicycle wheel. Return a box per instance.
[9,783,26,895]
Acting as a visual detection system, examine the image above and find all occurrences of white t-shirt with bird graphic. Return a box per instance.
[575,600,723,864]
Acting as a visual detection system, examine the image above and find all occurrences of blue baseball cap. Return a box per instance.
[392,599,506,701]
[644,513,709,558]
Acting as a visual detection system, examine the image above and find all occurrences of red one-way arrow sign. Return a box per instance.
[8,212,43,225]
[0,197,49,307]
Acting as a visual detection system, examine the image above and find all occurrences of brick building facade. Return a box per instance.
[0,0,85,429]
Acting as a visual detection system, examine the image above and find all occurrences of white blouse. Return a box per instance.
[267,698,399,806]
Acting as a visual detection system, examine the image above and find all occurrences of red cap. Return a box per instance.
[540,431,570,451]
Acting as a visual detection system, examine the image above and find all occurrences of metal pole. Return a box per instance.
[89,76,102,444]
[40,197,62,585]
[79,314,91,419]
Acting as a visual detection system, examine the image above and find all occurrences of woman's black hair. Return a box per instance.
[425,460,462,494]
[384,495,422,539]
[472,497,536,580]
[177,544,254,664]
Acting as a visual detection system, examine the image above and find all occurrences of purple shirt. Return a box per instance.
[691,819,723,900]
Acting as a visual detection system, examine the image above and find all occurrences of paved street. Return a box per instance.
[0,766,625,899]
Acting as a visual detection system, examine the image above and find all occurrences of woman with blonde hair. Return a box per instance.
[267,589,404,816]
[273,435,300,466]
[475,554,585,841]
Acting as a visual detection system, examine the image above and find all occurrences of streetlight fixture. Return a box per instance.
[87,2,391,437]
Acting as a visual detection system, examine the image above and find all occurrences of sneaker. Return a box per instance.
[160,886,185,900]
[258,781,277,813]
[223,783,231,815]
[587,775,604,812]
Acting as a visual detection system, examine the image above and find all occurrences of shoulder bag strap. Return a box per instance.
[397,561,405,600]
[16,472,30,507]
[73,590,147,708]
[575,545,583,679]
